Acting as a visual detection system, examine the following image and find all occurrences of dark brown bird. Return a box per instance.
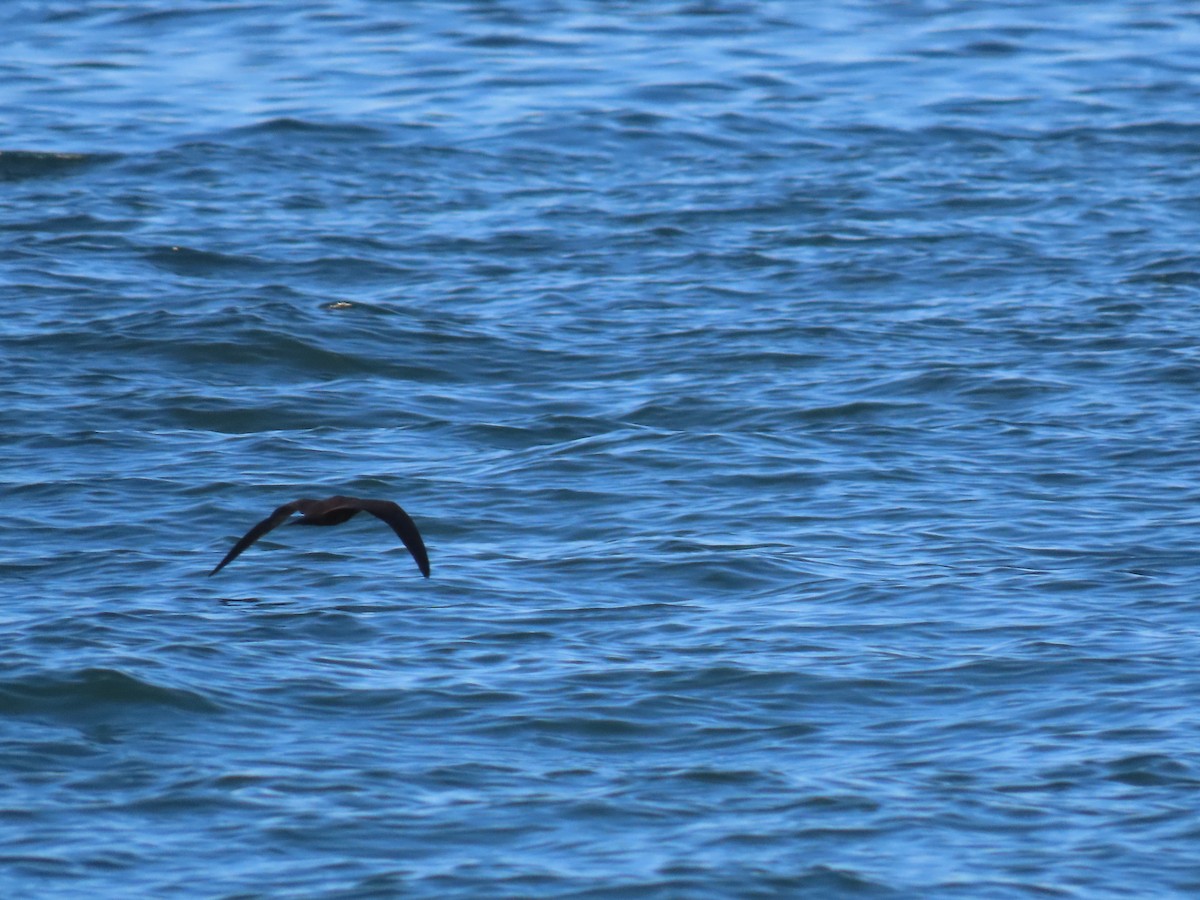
[209,495,430,578]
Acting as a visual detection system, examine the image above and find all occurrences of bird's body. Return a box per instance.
[209,495,430,578]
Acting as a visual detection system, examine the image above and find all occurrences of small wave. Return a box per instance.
[143,244,269,275]
[220,117,389,143]
[0,150,117,181]
[0,667,220,716]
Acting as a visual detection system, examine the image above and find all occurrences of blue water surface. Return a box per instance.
[3,1,1200,897]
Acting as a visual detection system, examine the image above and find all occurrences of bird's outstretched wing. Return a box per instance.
[353,498,431,578]
[208,501,302,576]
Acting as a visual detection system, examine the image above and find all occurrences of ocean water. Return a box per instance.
[3,1,1200,897]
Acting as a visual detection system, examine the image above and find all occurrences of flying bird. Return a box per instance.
[209,495,430,578]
